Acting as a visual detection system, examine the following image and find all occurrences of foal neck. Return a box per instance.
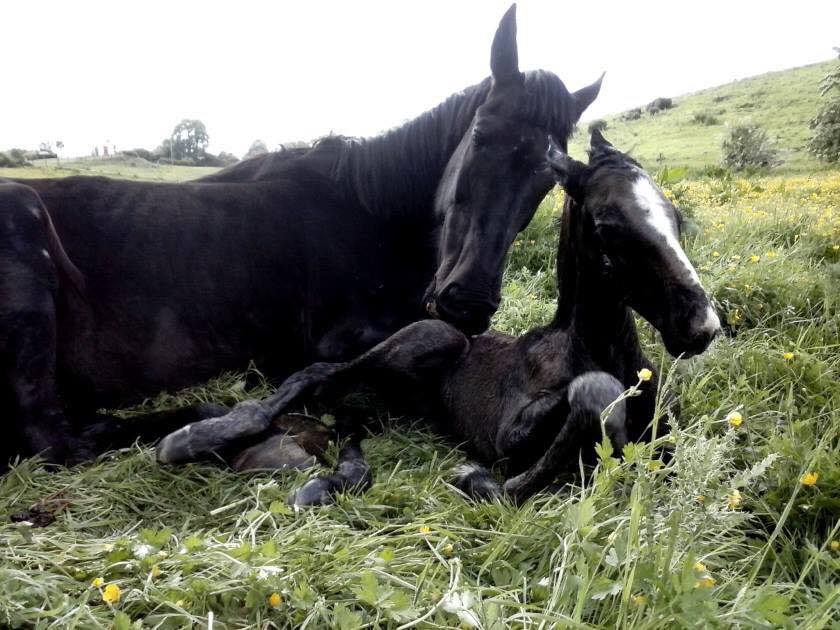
[550,197,643,378]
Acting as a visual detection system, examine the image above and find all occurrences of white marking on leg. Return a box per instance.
[632,176,702,287]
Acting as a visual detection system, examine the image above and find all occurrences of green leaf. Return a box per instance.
[333,604,365,630]
[113,612,132,630]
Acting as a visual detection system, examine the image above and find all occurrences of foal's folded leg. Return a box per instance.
[502,372,626,503]
[288,319,470,507]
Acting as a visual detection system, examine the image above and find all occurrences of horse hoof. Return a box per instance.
[452,463,502,501]
[288,477,338,508]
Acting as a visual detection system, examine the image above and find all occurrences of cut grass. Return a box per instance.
[1,171,837,628]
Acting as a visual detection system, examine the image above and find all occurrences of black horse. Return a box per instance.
[0,5,602,468]
[156,131,720,505]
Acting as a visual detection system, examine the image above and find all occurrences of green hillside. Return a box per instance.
[570,60,835,171]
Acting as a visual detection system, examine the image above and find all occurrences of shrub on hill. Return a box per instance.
[587,119,608,134]
[808,47,840,163]
[692,111,720,126]
[646,97,674,114]
[722,123,778,170]
[808,100,840,162]
[620,107,642,121]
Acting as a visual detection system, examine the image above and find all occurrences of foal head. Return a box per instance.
[548,130,720,358]
[426,4,602,335]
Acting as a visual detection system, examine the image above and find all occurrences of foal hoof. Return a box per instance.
[156,400,270,464]
[288,477,339,508]
[452,464,502,501]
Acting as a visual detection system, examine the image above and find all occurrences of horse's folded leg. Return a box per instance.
[503,371,625,504]
[288,442,372,507]
[452,463,502,500]
[156,400,271,464]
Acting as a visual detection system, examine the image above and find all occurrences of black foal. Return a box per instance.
[157,131,720,504]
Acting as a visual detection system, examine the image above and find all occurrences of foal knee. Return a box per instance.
[568,372,628,451]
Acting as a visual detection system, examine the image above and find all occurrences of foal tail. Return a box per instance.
[32,189,86,296]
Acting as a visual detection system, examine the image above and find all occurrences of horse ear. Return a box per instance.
[490,4,522,85]
[547,136,586,196]
[572,72,605,121]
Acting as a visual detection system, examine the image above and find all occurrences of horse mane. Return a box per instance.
[206,70,579,218]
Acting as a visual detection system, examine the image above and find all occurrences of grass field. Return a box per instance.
[1,63,839,629]
[0,156,217,183]
[569,60,835,173]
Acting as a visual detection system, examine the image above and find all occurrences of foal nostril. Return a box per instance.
[699,306,722,338]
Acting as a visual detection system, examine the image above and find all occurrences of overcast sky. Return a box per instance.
[3,0,838,157]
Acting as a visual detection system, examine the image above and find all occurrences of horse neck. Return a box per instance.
[343,78,493,221]
[550,198,644,380]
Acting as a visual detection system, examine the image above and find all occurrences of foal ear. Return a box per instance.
[490,4,522,85]
[589,128,618,156]
[546,136,586,197]
[572,72,605,121]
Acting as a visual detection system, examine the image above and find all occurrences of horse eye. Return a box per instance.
[472,131,486,149]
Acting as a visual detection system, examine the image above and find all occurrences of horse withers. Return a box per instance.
[0,4,603,469]
[157,131,720,505]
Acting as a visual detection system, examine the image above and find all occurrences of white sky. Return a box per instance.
[3,0,838,158]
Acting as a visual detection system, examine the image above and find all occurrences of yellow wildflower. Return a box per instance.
[749,255,760,263]
[418,525,432,535]
[765,251,778,258]
[711,251,721,258]
[833,245,839,251]
[696,495,706,504]
[637,368,653,382]
[267,592,283,608]
[800,472,819,487]
[175,600,185,608]
[728,490,742,510]
[726,411,743,428]
[694,562,707,573]
[442,543,454,557]
[151,565,162,579]
[695,576,716,589]
[830,540,839,552]
[783,352,795,361]
[647,460,663,472]
[91,577,104,588]
[102,583,122,604]
[632,594,648,606]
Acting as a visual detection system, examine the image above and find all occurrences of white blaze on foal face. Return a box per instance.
[631,175,702,287]
[631,173,721,336]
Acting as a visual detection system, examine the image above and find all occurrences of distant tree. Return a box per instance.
[809,47,840,163]
[55,140,64,166]
[170,119,209,160]
[244,140,268,159]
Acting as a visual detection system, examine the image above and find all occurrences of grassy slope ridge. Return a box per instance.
[1,63,839,629]
[569,60,835,171]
